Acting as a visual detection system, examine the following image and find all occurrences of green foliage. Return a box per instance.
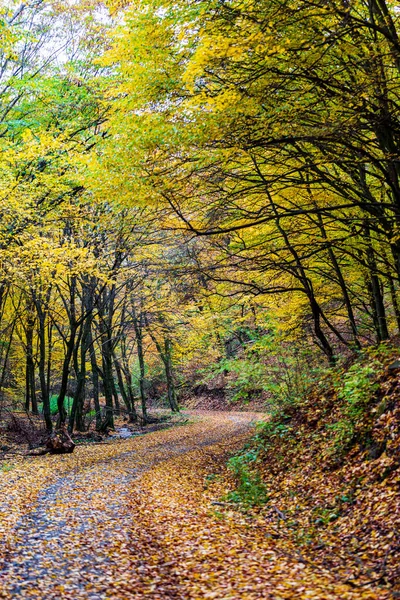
[211,357,268,403]
[329,361,381,453]
[313,507,340,527]
[264,350,323,409]
[1,463,14,473]
[40,395,73,416]
[202,323,323,408]
[226,451,269,507]
[253,418,293,452]
[337,362,380,408]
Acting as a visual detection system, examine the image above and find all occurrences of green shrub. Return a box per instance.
[253,418,294,453]
[329,360,380,452]
[39,395,73,415]
[226,451,269,507]
[201,339,323,408]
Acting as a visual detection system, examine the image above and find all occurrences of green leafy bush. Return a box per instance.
[201,327,323,408]
[253,418,293,451]
[329,361,380,452]
[39,395,73,416]
[226,451,269,507]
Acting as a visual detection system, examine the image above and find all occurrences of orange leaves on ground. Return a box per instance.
[0,411,397,599]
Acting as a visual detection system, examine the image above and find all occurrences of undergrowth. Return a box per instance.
[329,359,381,454]
[226,449,269,507]
[220,343,400,590]
[227,343,398,505]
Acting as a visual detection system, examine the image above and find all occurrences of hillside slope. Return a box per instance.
[223,346,400,596]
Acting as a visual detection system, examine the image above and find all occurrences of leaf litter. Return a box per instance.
[0,411,397,599]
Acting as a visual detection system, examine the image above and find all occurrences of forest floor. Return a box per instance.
[0,410,396,599]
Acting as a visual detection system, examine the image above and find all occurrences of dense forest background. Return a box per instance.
[0,0,400,434]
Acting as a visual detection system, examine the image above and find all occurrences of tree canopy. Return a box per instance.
[0,0,399,428]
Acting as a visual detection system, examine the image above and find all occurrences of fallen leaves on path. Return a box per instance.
[120,436,393,599]
[0,411,395,599]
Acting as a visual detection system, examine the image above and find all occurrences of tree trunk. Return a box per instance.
[36,306,52,431]
[111,375,120,416]
[265,188,335,363]
[56,330,76,427]
[132,307,148,424]
[164,338,179,412]
[25,314,38,414]
[316,213,360,348]
[88,323,102,431]
[69,332,86,433]
[149,329,180,412]
[120,335,138,422]
[69,293,93,433]
[114,355,137,422]
[365,222,389,342]
[387,273,400,333]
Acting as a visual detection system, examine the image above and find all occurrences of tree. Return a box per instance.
[96,0,400,360]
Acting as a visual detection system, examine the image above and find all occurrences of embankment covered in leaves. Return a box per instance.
[225,345,400,594]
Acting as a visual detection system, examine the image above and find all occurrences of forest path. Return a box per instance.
[0,411,257,599]
[0,411,384,600]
